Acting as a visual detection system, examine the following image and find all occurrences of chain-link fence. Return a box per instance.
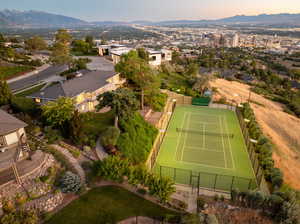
[236,108,265,190]
[155,165,257,193]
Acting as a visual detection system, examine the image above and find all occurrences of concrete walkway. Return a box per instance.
[51,145,86,184]
[95,138,108,160]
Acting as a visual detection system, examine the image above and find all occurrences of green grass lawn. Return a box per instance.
[15,83,46,97]
[46,186,179,224]
[0,65,33,79]
[154,105,257,192]
[81,111,115,139]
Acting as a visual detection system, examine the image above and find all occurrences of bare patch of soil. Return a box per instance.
[210,79,300,189]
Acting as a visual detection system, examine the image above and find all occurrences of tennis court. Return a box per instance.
[154,105,257,192]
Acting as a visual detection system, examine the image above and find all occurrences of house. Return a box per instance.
[110,47,133,64]
[28,70,125,112]
[148,50,162,67]
[97,44,172,66]
[0,110,29,171]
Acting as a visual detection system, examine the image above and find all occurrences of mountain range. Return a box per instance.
[1,9,300,28]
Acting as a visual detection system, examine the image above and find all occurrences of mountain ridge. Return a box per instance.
[1,10,300,28]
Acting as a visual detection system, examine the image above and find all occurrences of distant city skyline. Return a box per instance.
[1,0,300,22]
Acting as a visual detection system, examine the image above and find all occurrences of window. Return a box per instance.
[5,132,18,145]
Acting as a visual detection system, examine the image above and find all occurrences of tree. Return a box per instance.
[55,29,72,45]
[137,48,149,61]
[69,110,85,145]
[192,75,211,95]
[24,36,47,53]
[115,50,160,110]
[50,41,72,67]
[85,35,94,47]
[96,88,139,128]
[0,77,12,106]
[0,33,5,43]
[72,39,90,54]
[42,97,75,128]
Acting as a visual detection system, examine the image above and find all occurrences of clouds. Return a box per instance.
[1,0,299,21]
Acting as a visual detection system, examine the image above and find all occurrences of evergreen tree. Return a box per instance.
[0,77,12,106]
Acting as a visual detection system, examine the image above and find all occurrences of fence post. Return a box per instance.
[248,179,253,190]
[189,170,192,185]
[230,176,235,191]
[197,174,200,196]
[174,168,176,182]
[160,166,162,178]
[214,174,218,191]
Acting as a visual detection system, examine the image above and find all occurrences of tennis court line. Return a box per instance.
[203,123,205,149]
[178,159,234,170]
[174,112,187,162]
[180,113,191,161]
[218,115,227,169]
[223,115,236,170]
[184,146,225,153]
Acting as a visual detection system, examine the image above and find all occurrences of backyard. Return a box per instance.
[46,186,179,224]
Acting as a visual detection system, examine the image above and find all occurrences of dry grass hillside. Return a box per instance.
[210,79,300,189]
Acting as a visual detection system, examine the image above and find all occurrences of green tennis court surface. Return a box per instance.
[154,105,257,192]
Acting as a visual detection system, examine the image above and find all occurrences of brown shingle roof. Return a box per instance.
[0,110,27,135]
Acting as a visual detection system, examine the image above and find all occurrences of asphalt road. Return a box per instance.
[9,65,68,91]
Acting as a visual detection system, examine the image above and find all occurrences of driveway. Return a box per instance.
[75,56,114,71]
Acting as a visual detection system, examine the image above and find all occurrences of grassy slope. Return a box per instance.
[46,186,178,224]
[0,65,33,79]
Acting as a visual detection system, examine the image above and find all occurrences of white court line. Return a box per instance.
[223,115,236,170]
[180,113,191,161]
[202,123,205,148]
[184,146,224,153]
[219,115,227,168]
[174,112,187,161]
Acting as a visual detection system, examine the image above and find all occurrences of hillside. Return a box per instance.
[210,79,300,190]
[0,9,88,28]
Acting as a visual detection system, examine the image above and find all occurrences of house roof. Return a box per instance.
[0,110,27,135]
[29,70,117,100]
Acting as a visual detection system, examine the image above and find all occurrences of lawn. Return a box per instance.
[81,111,115,139]
[0,65,33,79]
[15,83,46,97]
[46,186,179,224]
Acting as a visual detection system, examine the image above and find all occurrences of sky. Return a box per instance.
[1,0,300,21]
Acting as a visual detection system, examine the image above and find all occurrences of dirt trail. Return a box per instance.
[210,79,300,189]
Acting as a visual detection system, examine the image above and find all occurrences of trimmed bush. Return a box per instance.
[11,96,39,115]
[59,171,81,193]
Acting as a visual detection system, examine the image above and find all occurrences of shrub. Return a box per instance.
[100,126,120,147]
[11,96,39,115]
[44,126,62,144]
[117,113,158,164]
[58,171,81,193]
[93,156,175,202]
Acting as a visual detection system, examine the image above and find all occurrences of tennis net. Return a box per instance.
[176,128,234,138]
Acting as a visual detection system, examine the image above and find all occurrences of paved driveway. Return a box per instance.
[75,56,114,71]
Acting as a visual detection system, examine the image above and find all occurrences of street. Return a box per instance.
[8,65,68,91]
